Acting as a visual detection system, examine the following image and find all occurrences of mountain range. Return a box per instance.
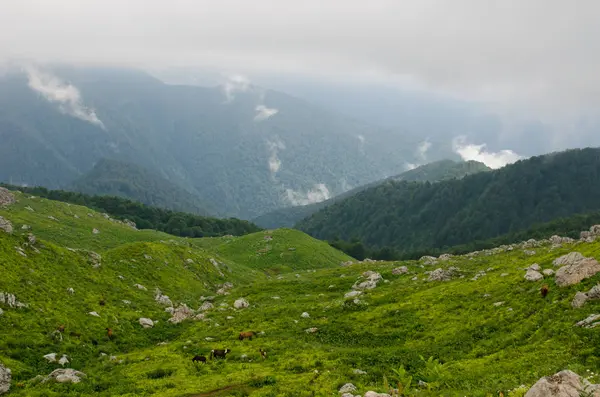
[297,147,600,254]
[253,159,490,229]
[0,64,455,220]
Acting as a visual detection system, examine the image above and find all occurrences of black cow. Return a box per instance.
[210,349,231,359]
[192,355,207,364]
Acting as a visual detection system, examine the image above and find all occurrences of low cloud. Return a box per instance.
[254,104,279,121]
[404,162,417,171]
[452,136,523,169]
[223,74,250,102]
[267,138,285,175]
[416,140,431,161]
[286,183,331,206]
[25,66,105,129]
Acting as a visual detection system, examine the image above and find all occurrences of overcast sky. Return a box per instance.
[2,0,599,117]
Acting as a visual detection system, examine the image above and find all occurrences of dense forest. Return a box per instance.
[69,158,216,216]
[1,184,261,238]
[329,210,600,261]
[253,159,490,229]
[299,147,600,254]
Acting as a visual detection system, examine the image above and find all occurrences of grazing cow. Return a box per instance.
[238,331,255,341]
[541,284,549,298]
[106,327,113,340]
[210,349,230,359]
[259,348,267,360]
[57,325,65,333]
[192,355,207,364]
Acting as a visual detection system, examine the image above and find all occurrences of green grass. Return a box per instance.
[2,193,600,396]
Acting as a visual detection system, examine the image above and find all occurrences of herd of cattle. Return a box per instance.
[191,331,266,364]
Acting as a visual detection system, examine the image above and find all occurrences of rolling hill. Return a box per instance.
[2,186,600,396]
[297,147,600,254]
[253,159,490,229]
[69,158,215,217]
[0,64,452,219]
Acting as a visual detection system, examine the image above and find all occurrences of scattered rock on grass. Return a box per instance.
[524,269,543,282]
[43,353,57,363]
[428,267,459,281]
[88,311,100,317]
[556,257,600,287]
[168,304,195,324]
[524,370,600,397]
[575,314,600,328]
[0,188,15,207]
[139,318,154,328]
[553,252,585,267]
[43,368,86,384]
[339,383,357,394]
[0,363,11,394]
[392,266,408,275]
[234,298,249,309]
[301,312,310,318]
[0,217,12,234]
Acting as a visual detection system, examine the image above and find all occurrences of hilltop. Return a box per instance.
[253,160,490,229]
[2,187,600,396]
[298,147,600,255]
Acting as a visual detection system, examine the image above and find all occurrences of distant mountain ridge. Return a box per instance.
[253,159,490,229]
[69,158,216,216]
[0,65,456,219]
[297,147,600,254]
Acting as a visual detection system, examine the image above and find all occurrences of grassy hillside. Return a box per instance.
[1,184,261,239]
[253,160,490,229]
[298,147,600,254]
[69,158,216,217]
[2,189,600,396]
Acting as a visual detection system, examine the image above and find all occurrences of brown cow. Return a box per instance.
[238,331,255,341]
[541,284,549,298]
[106,328,113,340]
[57,325,65,333]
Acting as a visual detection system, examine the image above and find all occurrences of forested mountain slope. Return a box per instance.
[0,65,444,219]
[298,147,600,253]
[69,158,215,216]
[253,160,490,229]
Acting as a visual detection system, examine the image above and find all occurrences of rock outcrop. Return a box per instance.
[0,363,11,394]
[168,304,195,324]
[154,289,172,307]
[555,257,600,287]
[392,266,408,275]
[0,217,12,234]
[524,370,600,397]
[0,188,15,207]
[339,383,357,394]
[524,269,543,281]
[352,271,383,290]
[43,368,86,384]
[570,285,600,308]
[428,267,459,281]
[553,252,585,267]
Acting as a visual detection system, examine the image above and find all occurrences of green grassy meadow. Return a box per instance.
[1,190,600,396]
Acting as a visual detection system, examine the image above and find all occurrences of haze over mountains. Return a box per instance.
[0,64,472,220]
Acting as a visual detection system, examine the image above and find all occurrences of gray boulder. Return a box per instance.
[199,302,214,311]
[572,292,588,308]
[428,267,459,281]
[168,304,195,324]
[234,298,249,309]
[0,363,11,394]
[43,353,58,363]
[154,289,173,307]
[139,318,154,328]
[575,314,600,328]
[556,258,600,287]
[524,370,600,397]
[339,383,357,394]
[553,252,585,267]
[364,392,391,397]
[344,291,362,299]
[392,266,408,275]
[0,188,15,207]
[43,368,86,384]
[524,269,543,281]
[0,217,12,234]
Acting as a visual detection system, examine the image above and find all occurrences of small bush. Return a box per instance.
[146,368,175,379]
